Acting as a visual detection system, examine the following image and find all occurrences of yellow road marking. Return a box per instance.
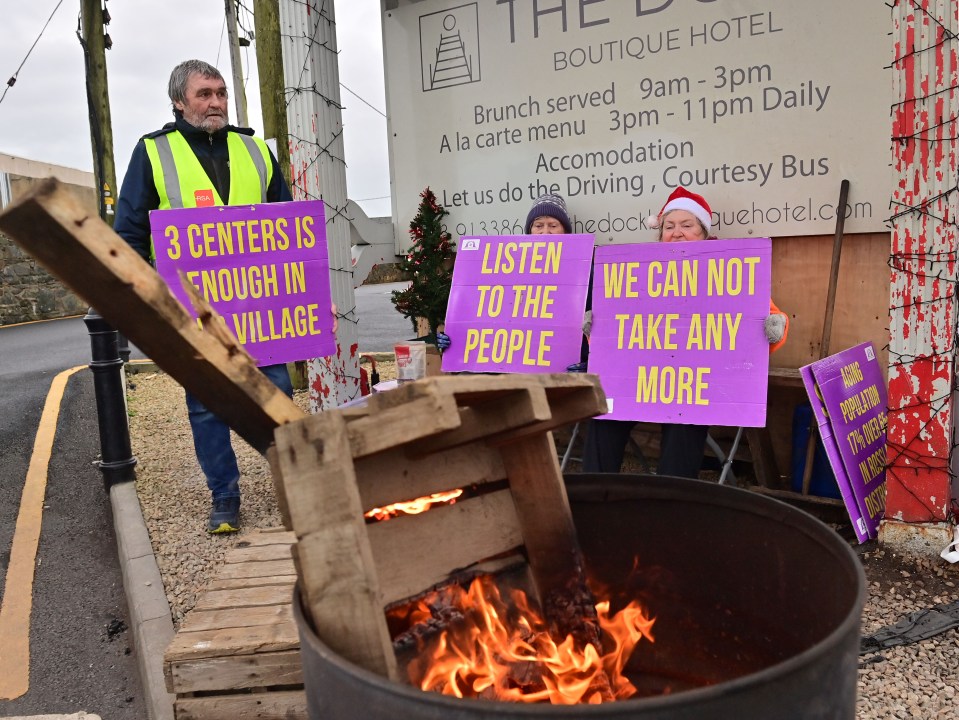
[0,314,84,330]
[0,365,85,700]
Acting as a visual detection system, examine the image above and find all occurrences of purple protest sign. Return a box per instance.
[149,200,336,366]
[589,238,772,425]
[801,342,888,543]
[441,235,593,373]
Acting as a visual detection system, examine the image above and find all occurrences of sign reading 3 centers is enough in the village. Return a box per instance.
[149,200,336,366]
[442,234,593,373]
[801,343,888,543]
[589,238,771,425]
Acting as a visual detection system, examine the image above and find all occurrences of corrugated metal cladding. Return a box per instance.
[887,0,959,523]
[281,0,361,411]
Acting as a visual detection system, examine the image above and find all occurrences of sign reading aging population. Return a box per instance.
[589,238,772,425]
[442,235,593,373]
[149,200,336,366]
[801,342,888,543]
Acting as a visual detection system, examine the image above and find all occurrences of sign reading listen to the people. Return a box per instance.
[149,200,335,366]
[801,342,888,543]
[442,234,593,373]
[589,238,772,425]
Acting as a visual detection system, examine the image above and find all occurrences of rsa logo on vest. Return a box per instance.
[194,189,216,207]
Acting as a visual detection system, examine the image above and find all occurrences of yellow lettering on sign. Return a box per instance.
[480,241,563,274]
[602,262,642,299]
[647,259,698,298]
[462,328,553,366]
[635,366,710,405]
[707,256,760,296]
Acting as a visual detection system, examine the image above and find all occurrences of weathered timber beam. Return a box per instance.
[0,178,304,453]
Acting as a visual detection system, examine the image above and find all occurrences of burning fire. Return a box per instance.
[404,575,655,705]
[364,489,464,522]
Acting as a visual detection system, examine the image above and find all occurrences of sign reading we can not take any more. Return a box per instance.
[149,200,336,366]
[589,238,772,425]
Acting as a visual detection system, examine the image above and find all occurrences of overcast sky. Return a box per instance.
[0,0,392,218]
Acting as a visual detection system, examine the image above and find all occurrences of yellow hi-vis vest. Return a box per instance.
[143,130,272,210]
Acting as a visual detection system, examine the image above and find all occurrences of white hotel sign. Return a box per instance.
[382,0,889,247]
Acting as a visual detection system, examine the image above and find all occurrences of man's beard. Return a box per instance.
[183,108,228,133]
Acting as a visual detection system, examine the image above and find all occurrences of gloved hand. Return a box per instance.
[764,313,786,344]
[566,361,588,373]
[435,331,451,352]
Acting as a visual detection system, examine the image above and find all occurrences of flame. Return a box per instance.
[365,489,464,521]
[405,576,655,704]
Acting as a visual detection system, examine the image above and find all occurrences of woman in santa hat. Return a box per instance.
[581,186,789,478]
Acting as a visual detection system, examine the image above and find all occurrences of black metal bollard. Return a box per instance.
[117,332,132,364]
[84,308,137,488]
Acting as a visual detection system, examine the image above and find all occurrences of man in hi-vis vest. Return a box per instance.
[115,59,295,534]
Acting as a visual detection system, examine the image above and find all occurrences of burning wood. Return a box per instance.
[397,574,655,705]
[364,489,464,522]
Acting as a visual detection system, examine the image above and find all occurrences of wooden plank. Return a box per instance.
[177,604,294,635]
[355,443,506,511]
[273,411,368,537]
[395,377,607,456]
[407,387,553,456]
[225,543,293,564]
[371,372,603,406]
[358,374,606,449]
[257,526,293,534]
[174,689,306,720]
[768,367,804,388]
[296,529,397,679]
[0,178,303,453]
[498,432,585,605]
[368,490,524,605]
[343,393,463,457]
[273,411,397,679]
[267,446,291,530]
[165,619,300,661]
[168,650,303,694]
[192,585,296,613]
[745,428,780,488]
[206,575,296,592]
[748,485,846,507]
[231,530,296,549]
[215,559,295,581]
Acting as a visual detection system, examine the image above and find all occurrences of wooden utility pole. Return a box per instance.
[79,0,117,226]
[224,0,250,127]
[253,0,291,188]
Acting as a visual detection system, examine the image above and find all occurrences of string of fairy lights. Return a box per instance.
[884,0,959,516]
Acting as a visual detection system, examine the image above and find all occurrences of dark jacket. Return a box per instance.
[114,113,292,261]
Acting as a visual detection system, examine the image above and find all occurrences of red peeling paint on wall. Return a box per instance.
[886,0,957,523]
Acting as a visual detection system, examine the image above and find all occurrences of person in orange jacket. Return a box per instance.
[581,186,788,477]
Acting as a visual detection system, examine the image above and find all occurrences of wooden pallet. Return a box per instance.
[163,528,306,720]
[270,372,608,681]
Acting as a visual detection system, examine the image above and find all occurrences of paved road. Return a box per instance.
[0,284,406,715]
[354,280,418,351]
[0,317,145,718]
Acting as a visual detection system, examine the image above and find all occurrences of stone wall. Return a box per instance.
[0,165,96,325]
[0,232,88,325]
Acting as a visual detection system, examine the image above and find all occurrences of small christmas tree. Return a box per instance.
[391,187,455,343]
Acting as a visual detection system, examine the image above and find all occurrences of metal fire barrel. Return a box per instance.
[294,475,865,719]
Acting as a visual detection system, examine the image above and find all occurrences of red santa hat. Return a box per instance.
[648,187,712,233]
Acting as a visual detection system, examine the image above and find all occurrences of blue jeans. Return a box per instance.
[185,363,293,500]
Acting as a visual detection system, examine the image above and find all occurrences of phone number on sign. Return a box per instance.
[451,219,525,237]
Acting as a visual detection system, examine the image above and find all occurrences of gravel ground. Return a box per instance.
[126,369,958,717]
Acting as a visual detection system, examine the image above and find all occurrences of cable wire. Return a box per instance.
[0,0,66,107]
